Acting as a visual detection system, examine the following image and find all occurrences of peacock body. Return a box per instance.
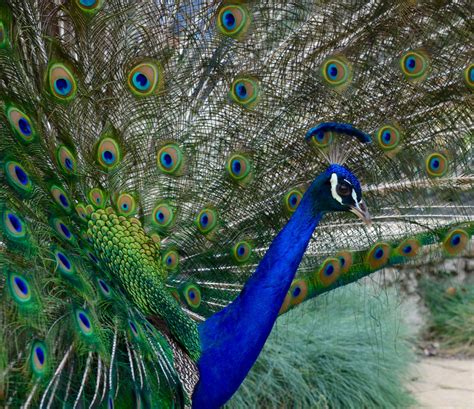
[0,0,472,408]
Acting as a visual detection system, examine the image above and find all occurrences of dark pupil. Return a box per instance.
[326,265,334,276]
[452,235,461,246]
[158,211,165,221]
[136,73,148,87]
[104,150,113,161]
[329,66,338,77]
[15,277,28,294]
[65,157,73,169]
[407,57,416,69]
[232,160,241,173]
[290,195,297,206]
[59,194,69,207]
[340,257,345,266]
[8,214,21,232]
[56,78,68,92]
[293,287,301,297]
[167,257,172,264]
[403,245,412,254]
[130,321,137,333]
[201,214,209,226]
[99,280,109,292]
[432,159,440,169]
[60,223,71,238]
[383,131,391,142]
[238,245,245,256]
[79,312,90,328]
[338,184,351,196]
[189,290,195,300]
[58,253,71,269]
[15,166,28,185]
[163,153,172,166]
[18,118,31,135]
[224,12,235,28]
[35,347,45,365]
[236,83,247,98]
[375,248,384,259]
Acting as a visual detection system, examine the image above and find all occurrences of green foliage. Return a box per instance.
[228,284,415,409]
[420,277,474,357]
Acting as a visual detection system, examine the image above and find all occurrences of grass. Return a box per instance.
[419,278,474,357]
[226,283,415,409]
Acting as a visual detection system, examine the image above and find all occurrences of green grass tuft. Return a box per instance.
[419,278,474,357]
[227,284,415,409]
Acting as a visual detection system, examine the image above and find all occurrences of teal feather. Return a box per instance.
[0,0,472,407]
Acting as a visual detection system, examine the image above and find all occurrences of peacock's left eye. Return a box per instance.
[336,183,351,197]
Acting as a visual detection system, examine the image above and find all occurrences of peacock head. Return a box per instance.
[310,163,371,224]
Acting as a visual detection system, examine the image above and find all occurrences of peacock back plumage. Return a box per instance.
[0,0,472,407]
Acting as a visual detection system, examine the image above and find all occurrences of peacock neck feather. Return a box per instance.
[193,172,328,408]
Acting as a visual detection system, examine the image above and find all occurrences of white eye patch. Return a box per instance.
[330,173,343,204]
[351,188,358,204]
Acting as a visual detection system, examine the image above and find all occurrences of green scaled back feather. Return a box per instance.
[0,0,472,407]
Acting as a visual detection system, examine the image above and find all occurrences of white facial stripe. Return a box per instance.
[343,178,353,185]
[330,173,343,204]
[351,188,358,205]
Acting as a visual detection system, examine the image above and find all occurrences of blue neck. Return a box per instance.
[192,176,325,408]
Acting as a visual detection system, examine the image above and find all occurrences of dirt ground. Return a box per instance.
[408,358,474,409]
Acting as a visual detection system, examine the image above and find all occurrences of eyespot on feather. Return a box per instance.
[289,279,309,306]
[6,106,36,143]
[227,154,252,182]
[230,77,260,108]
[366,242,391,270]
[75,308,94,336]
[425,152,448,177]
[116,193,137,216]
[321,56,352,88]
[48,63,77,101]
[51,218,75,243]
[231,240,252,263]
[183,284,201,309]
[396,238,420,258]
[54,249,75,276]
[284,189,303,214]
[75,0,104,13]
[216,4,251,39]
[335,250,353,274]
[315,258,341,287]
[8,272,32,304]
[443,228,468,256]
[5,161,33,194]
[376,125,401,151]
[400,50,429,81]
[97,137,122,170]
[157,144,183,174]
[88,188,106,209]
[97,278,112,298]
[196,208,217,235]
[127,61,163,97]
[75,203,89,222]
[464,64,474,89]
[56,145,77,175]
[50,185,72,213]
[162,250,179,271]
[152,202,175,229]
[30,341,48,377]
[2,209,27,241]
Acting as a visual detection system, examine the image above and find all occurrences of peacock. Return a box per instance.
[0,0,472,408]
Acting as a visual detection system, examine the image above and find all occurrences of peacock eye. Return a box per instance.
[336,183,351,197]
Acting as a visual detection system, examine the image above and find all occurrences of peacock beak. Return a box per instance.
[350,201,371,225]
